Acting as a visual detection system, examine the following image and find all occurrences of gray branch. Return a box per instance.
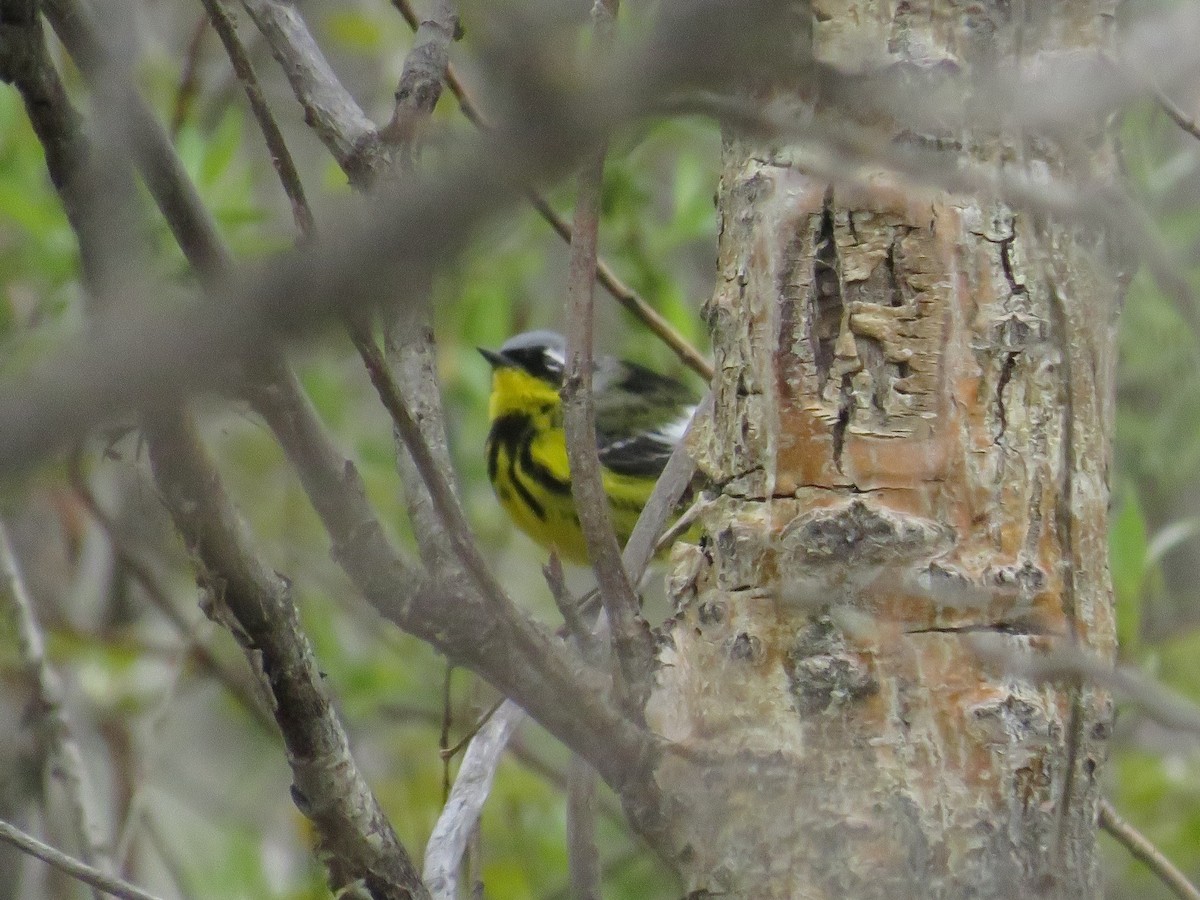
[0,519,112,898]
[422,701,525,899]
[0,819,160,900]
[238,0,382,186]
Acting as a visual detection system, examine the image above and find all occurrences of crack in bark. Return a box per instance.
[831,387,851,472]
[992,231,1028,447]
[994,351,1017,445]
[811,194,843,378]
[906,622,1042,636]
[809,191,854,471]
[1000,235,1028,297]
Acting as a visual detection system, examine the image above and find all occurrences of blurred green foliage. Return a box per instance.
[1105,94,1200,894]
[2,2,1200,898]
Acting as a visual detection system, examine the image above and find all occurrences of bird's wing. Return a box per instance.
[594,361,695,478]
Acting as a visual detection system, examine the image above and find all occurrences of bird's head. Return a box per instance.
[479,330,566,420]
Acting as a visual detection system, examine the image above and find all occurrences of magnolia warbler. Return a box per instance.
[480,330,697,564]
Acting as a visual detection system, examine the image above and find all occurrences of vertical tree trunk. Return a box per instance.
[645,3,1122,896]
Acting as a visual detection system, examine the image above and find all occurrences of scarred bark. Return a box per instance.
[645,3,1123,896]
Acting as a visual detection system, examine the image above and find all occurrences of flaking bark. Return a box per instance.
[647,3,1123,896]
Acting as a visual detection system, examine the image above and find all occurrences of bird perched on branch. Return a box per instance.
[480,330,697,564]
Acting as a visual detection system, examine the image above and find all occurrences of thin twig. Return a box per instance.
[199,0,314,236]
[440,662,454,802]
[619,393,709,581]
[144,413,431,900]
[5,11,427,891]
[1154,84,1200,142]
[381,317,465,573]
[1099,798,1200,900]
[349,327,557,663]
[563,0,654,717]
[967,634,1200,735]
[543,552,590,645]
[0,819,162,900]
[440,698,505,761]
[170,16,210,138]
[567,755,601,900]
[390,0,713,381]
[29,0,659,841]
[0,517,112,897]
[382,703,631,827]
[236,0,382,186]
[66,456,275,734]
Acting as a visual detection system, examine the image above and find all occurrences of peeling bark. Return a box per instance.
[647,3,1123,896]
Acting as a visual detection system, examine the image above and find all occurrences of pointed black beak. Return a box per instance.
[478,346,509,369]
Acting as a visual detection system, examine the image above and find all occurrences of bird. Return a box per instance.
[480,330,697,564]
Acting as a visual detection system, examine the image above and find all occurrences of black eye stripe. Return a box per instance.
[507,347,563,382]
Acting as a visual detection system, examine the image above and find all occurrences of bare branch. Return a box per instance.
[170,16,210,138]
[42,0,234,284]
[1100,799,1200,900]
[67,458,276,734]
[563,0,654,716]
[236,0,382,187]
[382,703,634,828]
[0,0,779,471]
[567,755,601,900]
[619,394,708,583]
[0,518,112,896]
[544,552,591,645]
[422,701,525,900]
[440,699,506,762]
[1,14,428,895]
[380,0,460,149]
[0,819,161,900]
[144,413,430,900]
[199,0,314,236]
[968,634,1200,736]
[391,0,713,381]
[381,316,465,573]
[1154,85,1200,144]
[350,328,521,618]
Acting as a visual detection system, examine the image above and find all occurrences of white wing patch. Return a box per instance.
[650,404,697,445]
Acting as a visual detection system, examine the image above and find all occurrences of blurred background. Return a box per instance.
[0,0,1197,897]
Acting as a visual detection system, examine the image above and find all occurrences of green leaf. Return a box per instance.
[199,108,244,188]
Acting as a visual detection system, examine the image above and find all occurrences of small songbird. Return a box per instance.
[480,330,697,564]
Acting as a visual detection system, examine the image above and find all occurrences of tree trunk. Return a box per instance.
[645,3,1122,896]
